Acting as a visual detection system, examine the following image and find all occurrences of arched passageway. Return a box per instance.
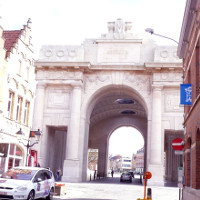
[87,86,148,179]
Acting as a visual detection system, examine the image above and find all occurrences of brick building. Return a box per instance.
[178,0,200,199]
[135,147,144,174]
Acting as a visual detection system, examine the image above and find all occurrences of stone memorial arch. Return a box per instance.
[33,19,183,185]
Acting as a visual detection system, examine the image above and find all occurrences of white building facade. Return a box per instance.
[34,19,184,185]
[0,19,36,173]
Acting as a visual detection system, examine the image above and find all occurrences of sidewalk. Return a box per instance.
[53,178,180,200]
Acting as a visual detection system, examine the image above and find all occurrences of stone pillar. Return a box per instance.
[62,85,82,182]
[79,117,90,181]
[148,85,164,185]
[97,143,107,178]
[32,83,46,166]
[32,83,46,129]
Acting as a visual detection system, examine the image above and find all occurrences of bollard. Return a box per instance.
[137,172,152,200]
[147,188,152,199]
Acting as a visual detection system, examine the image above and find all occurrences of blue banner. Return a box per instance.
[180,84,192,105]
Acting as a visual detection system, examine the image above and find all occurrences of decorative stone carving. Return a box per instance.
[104,18,134,39]
[125,73,151,93]
[154,46,181,62]
[46,89,70,109]
[115,18,125,34]
[68,49,76,57]
[39,46,84,62]
[37,70,83,80]
[125,22,133,33]
[160,50,169,58]
[154,73,182,82]
[107,22,115,33]
[45,50,52,57]
[84,74,110,90]
[56,50,64,57]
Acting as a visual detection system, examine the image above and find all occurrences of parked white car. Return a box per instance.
[0,166,55,200]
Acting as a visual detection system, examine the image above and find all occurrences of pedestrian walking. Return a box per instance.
[56,168,62,181]
[111,169,114,178]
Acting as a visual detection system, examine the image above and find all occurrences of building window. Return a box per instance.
[0,144,23,172]
[7,91,14,119]
[16,96,23,122]
[23,100,30,125]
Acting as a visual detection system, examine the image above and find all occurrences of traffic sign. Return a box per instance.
[175,150,184,155]
[172,138,184,151]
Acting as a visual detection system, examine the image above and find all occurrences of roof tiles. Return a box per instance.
[2,30,22,57]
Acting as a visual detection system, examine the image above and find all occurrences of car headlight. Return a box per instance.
[16,185,28,191]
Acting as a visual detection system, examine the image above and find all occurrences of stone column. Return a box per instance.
[32,83,46,129]
[97,148,107,177]
[32,83,46,166]
[62,84,82,182]
[65,85,82,159]
[79,117,90,181]
[148,85,164,185]
[150,85,162,164]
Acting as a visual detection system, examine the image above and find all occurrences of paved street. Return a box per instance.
[53,175,180,200]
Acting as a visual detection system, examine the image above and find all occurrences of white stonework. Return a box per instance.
[33,19,184,185]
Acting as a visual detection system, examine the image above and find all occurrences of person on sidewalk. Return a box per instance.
[56,168,62,181]
[111,169,114,178]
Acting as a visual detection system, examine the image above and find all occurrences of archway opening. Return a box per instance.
[86,85,148,181]
[108,126,144,177]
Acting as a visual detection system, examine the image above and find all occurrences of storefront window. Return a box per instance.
[0,143,23,173]
[9,144,14,155]
[14,159,20,167]
[15,146,22,157]
[8,158,13,169]
[0,143,8,157]
[0,157,6,174]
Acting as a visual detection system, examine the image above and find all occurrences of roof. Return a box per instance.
[2,30,22,57]
[110,155,121,161]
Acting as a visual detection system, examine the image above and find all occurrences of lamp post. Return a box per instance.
[145,28,179,44]
[16,128,42,166]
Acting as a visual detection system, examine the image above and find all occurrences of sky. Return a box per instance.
[108,126,144,157]
[0,0,186,58]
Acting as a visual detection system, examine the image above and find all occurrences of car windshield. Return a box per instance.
[122,173,130,176]
[1,168,37,180]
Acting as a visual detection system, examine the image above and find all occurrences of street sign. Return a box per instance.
[172,138,184,151]
[175,150,184,155]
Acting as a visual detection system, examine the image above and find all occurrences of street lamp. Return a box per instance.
[145,28,179,44]
[16,128,42,166]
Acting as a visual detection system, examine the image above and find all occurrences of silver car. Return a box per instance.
[120,172,132,183]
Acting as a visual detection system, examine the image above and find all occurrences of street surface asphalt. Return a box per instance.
[52,175,180,200]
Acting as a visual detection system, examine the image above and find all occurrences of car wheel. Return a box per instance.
[27,190,35,200]
[46,187,54,200]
